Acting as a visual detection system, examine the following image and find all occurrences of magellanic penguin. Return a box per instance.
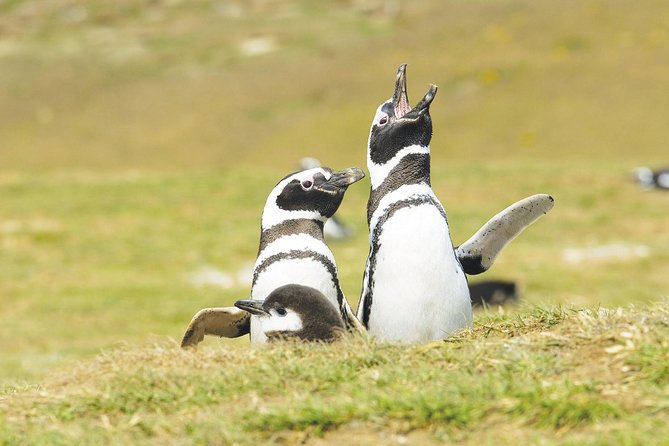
[357,64,554,343]
[181,166,365,347]
[300,157,356,240]
[235,284,345,342]
[633,166,669,190]
[468,280,518,308]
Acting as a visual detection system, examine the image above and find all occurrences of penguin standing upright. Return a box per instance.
[357,65,472,343]
[357,65,554,343]
[181,166,365,347]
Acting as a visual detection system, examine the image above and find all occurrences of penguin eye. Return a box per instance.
[301,180,313,190]
[276,308,287,317]
[378,115,389,126]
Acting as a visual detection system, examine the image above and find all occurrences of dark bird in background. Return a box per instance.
[469,280,519,308]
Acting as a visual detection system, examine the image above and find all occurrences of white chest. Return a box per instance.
[250,238,340,345]
[366,203,472,343]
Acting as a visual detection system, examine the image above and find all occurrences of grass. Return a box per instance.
[1,303,668,444]
[1,0,668,443]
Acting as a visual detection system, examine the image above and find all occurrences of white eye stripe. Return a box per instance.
[259,309,303,333]
[261,167,332,229]
[372,101,391,127]
[299,168,329,182]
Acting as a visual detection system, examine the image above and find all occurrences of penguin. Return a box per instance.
[468,280,519,308]
[300,157,356,240]
[357,64,554,343]
[357,64,471,343]
[633,166,669,190]
[181,166,365,348]
[234,284,345,342]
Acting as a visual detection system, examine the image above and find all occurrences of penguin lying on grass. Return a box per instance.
[357,64,554,343]
[181,166,365,347]
[469,280,519,308]
[235,284,345,342]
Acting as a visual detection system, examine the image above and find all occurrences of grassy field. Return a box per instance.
[2,304,668,445]
[1,0,668,444]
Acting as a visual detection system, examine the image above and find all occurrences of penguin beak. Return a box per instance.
[392,64,437,119]
[413,84,437,113]
[234,299,270,316]
[314,167,366,195]
[393,64,411,119]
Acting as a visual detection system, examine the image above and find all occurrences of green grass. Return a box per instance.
[1,0,669,443]
[1,303,668,444]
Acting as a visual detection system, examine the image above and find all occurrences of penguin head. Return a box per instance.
[261,167,365,229]
[367,64,437,177]
[234,284,345,342]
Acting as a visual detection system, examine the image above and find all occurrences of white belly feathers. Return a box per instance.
[366,202,472,343]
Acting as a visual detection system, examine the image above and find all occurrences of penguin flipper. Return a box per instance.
[456,194,555,275]
[180,307,250,348]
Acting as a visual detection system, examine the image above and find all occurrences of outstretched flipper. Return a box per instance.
[456,194,555,275]
[180,307,250,348]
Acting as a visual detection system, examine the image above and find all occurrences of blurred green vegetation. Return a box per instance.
[1,0,668,392]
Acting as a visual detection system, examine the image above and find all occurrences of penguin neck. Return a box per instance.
[367,150,432,224]
[367,143,431,189]
[258,218,326,255]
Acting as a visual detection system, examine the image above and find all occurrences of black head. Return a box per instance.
[261,167,365,229]
[368,64,437,167]
[235,284,345,342]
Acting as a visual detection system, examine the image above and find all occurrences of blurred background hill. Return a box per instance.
[2,0,668,169]
[1,0,668,384]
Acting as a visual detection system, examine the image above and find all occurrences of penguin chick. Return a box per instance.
[235,284,345,342]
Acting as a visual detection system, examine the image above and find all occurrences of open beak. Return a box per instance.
[314,167,365,195]
[393,64,411,118]
[392,64,437,119]
[234,299,269,316]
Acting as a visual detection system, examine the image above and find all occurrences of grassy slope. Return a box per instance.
[2,303,668,445]
[1,0,668,443]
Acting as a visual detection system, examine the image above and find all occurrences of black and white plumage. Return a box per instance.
[357,64,554,343]
[235,284,345,342]
[181,166,365,348]
[357,64,472,343]
[469,280,519,307]
[300,157,356,240]
[633,166,669,190]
